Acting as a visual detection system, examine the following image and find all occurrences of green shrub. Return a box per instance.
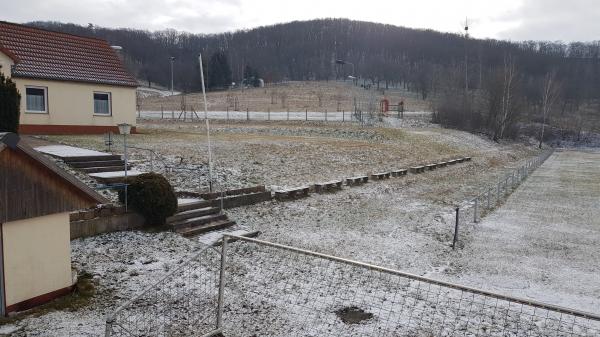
[119,173,178,226]
[0,73,21,133]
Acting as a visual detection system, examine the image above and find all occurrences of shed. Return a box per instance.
[0,133,107,315]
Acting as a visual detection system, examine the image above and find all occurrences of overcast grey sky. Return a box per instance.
[2,0,599,41]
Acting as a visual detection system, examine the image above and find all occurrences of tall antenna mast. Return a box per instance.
[464,17,469,93]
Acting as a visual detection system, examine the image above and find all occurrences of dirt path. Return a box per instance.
[447,149,600,313]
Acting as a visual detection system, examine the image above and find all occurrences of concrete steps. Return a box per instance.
[62,154,122,163]
[167,206,221,223]
[176,199,212,212]
[176,219,236,237]
[170,199,235,237]
[81,165,132,174]
[88,170,144,184]
[69,159,125,168]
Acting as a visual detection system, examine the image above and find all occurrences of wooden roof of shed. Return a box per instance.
[0,133,108,223]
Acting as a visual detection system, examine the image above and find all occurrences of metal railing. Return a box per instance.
[106,233,600,336]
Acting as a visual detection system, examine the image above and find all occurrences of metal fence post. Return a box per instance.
[217,237,228,329]
[305,109,308,121]
[473,198,478,223]
[452,207,460,249]
[104,318,113,337]
[247,108,249,121]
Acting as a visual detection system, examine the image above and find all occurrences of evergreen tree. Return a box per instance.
[244,65,261,87]
[207,51,232,89]
[0,73,21,133]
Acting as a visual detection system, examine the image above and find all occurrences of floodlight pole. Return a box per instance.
[199,53,213,192]
[117,123,132,212]
[170,56,175,95]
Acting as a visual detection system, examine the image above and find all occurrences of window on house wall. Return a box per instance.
[25,86,48,113]
[94,92,111,115]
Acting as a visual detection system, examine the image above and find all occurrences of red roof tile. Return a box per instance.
[0,21,137,87]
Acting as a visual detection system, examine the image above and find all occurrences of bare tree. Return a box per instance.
[497,54,518,140]
[279,92,288,108]
[316,91,324,107]
[539,71,561,148]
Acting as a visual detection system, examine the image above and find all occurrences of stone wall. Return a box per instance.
[70,204,145,240]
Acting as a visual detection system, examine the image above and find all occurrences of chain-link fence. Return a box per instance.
[106,233,600,337]
[104,245,223,337]
[450,149,555,248]
[219,235,600,337]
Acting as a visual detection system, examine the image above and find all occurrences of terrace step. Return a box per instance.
[68,159,125,168]
[167,207,220,223]
[171,213,228,230]
[81,165,132,173]
[176,220,235,237]
[88,170,145,184]
[62,155,122,163]
[177,200,212,212]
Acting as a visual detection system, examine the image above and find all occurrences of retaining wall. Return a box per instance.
[70,205,145,240]
[208,191,273,209]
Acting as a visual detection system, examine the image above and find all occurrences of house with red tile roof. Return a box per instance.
[0,21,138,134]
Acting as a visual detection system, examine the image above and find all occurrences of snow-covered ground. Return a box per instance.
[136,87,180,98]
[138,110,431,125]
[445,149,600,313]
[35,145,111,158]
[16,121,597,336]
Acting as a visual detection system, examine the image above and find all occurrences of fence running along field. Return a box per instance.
[136,109,419,124]
[106,233,600,337]
[451,149,555,247]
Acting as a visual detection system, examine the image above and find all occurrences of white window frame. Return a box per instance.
[24,86,48,114]
[93,91,112,116]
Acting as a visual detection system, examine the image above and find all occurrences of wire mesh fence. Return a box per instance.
[105,233,600,336]
[452,149,555,245]
[104,246,222,337]
[220,235,600,337]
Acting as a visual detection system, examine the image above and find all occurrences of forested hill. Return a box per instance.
[27,19,600,103]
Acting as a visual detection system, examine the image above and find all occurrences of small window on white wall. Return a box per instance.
[25,86,48,113]
[94,92,111,115]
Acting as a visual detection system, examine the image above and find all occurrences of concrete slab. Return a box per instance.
[35,145,111,158]
[88,170,144,179]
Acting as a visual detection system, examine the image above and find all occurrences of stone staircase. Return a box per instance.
[169,199,235,237]
[65,156,132,174]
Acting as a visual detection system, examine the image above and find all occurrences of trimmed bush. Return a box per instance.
[119,173,177,226]
[0,73,21,133]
